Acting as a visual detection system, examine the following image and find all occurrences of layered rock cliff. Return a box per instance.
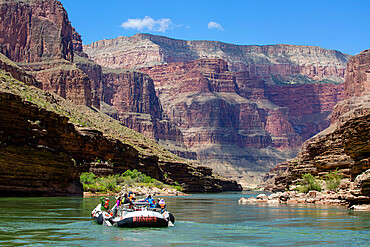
[136,58,345,186]
[0,91,83,196]
[84,33,350,84]
[0,56,241,195]
[83,34,348,186]
[73,54,184,144]
[0,0,350,189]
[0,0,74,63]
[264,50,370,206]
[0,0,93,107]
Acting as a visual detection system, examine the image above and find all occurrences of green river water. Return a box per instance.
[0,192,369,246]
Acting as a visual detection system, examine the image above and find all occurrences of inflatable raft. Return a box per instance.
[91,201,175,228]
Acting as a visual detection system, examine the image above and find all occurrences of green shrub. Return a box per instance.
[325,169,342,192]
[297,173,322,193]
[80,172,96,185]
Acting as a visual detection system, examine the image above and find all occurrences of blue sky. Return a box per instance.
[60,0,369,55]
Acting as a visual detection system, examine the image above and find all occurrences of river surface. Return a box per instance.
[0,192,369,246]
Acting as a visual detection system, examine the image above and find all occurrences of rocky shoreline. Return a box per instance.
[239,191,370,211]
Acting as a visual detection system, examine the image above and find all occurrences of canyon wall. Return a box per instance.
[0,92,83,196]
[0,0,74,63]
[83,34,348,186]
[84,33,349,84]
[0,0,92,107]
[0,67,241,194]
[264,50,370,205]
[137,58,344,186]
[0,1,349,188]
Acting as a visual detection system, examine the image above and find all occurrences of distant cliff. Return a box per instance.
[83,34,348,186]
[264,50,370,206]
[84,33,350,84]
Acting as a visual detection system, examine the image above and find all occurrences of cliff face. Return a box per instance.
[264,50,370,205]
[0,0,93,107]
[0,0,74,63]
[83,34,348,186]
[102,68,162,118]
[0,0,242,195]
[73,54,184,142]
[0,66,242,194]
[0,92,82,196]
[84,33,349,84]
[139,59,272,149]
[331,49,370,125]
[136,58,345,186]
[0,53,41,88]
[267,83,344,141]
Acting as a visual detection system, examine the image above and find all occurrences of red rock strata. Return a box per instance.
[264,50,370,206]
[0,0,74,63]
[83,34,349,186]
[0,0,92,107]
[136,58,347,186]
[84,33,349,83]
[139,59,272,149]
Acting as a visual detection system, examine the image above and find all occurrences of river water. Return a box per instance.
[0,192,369,246]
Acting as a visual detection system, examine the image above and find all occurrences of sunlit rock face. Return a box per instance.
[84,33,349,84]
[83,33,350,186]
[0,0,93,107]
[264,50,370,206]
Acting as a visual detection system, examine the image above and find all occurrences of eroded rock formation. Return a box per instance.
[83,34,348,186]
[0,76,241,195]
[264,50,370,206]
[0,0,93,107]
[137,58,344,186]
[84,33,349,84]
[0,92,83,196]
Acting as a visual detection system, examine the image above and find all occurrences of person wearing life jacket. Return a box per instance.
[100,197,110,211]
[128,191,136,202]
[112,196,122,217]
[155,199,167,213]
[115,196,122,207]
[122,193,134,209]
[145,194,156,208]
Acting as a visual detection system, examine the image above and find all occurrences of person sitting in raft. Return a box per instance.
[112,196,122,217]
[128,191,136,202]
[144,194,156,208]
[122,193,134,208]
[100,197,110,211]
[155,199,167,213]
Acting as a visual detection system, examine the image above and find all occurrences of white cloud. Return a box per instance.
[208,21,224,31]
[120,16,173,32]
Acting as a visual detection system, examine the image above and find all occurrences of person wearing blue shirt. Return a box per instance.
[145,194,156,208]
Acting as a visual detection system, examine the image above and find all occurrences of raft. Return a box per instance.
[91,201,175,228]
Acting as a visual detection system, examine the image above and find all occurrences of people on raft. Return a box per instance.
[155,199,167,213]
[100,197,110,211]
